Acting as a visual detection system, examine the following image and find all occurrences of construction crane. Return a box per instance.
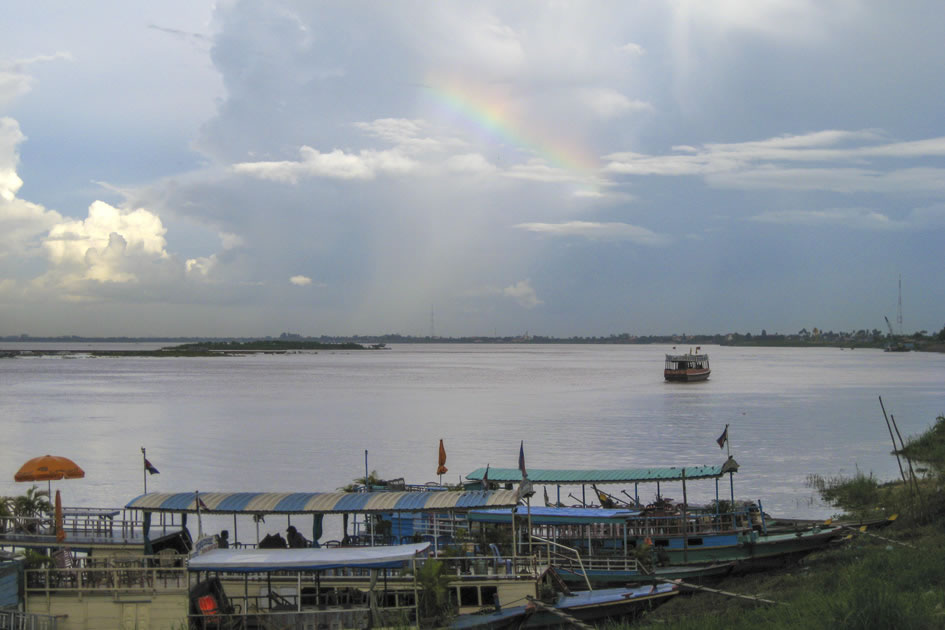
[884,316,896,339]
[884,316,908,352]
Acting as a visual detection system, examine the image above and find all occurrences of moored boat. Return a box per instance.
[450,582,679,629]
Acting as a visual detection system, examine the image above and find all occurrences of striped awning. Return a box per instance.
[466,461,737,485]
[125,489,520,514]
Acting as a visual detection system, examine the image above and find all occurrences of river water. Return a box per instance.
[1,343,942,527]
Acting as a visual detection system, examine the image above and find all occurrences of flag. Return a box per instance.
[144,458,160,475]
[196,495,208,510]
[716,425,729,449]
[518,440,527,478]
[436,439,448,475]
[481,463,490,490]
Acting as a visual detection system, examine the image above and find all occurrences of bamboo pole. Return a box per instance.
[842,525,916,549]
[878,396,908,484]
[658,578,780,605]
[890,414,919,494]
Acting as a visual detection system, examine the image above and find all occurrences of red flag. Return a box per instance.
[144,458,160,475]
[436,439,448,475]
[196,495,208,510]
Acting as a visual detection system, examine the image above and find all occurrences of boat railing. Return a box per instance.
[0,609,62,630]
[0,508,183,544]
[531,535,594,591]
[434,553,535,579]
[24,556,188,595]
[624,514,748,538]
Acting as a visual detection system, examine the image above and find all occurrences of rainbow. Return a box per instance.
[423,78,600,186]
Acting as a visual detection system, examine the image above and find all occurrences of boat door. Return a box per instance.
[120,601,150,630]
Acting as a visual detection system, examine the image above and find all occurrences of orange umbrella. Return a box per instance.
[55,490,65,543]
[15,455,85,482]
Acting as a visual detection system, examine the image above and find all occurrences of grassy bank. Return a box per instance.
[618,416,945,630]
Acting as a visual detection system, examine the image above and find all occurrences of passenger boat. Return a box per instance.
[0,460,853,628]
[664,349,710,382]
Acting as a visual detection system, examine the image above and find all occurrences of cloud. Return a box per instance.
[617,42,646,56]
[0,53,72,107]
[515,220,671,245]
[219,232,245,250]
[233,146,418,183]
[352,118,464,154]
[289,275,312,286]
[444,153,498,175]
[185,255,217,277]
[749,204,945,230]
[749,207,901,230]
[41,201,169,284]
[463,278,544,309]
[502,279,543,309]
[0,118,65,257]
[578,88,652,118]
[605,130,945,194]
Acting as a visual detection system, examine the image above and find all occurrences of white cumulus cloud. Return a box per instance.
[289,275,312,286]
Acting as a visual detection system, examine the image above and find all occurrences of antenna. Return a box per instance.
[430,305,435,338]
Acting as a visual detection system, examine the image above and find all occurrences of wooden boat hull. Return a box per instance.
[451,584,678,629]
[664,368,710,382]
[658,527,844,566]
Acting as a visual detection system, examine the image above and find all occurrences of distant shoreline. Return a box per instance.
[2,337,943,355]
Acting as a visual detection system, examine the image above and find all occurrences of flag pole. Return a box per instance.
[141,447,147,495]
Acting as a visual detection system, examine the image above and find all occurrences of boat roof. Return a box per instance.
[187,542,430,573]
[469,506,642,524]
[665,354,708,360]
[125,489,520,514]
[465,462,737,485]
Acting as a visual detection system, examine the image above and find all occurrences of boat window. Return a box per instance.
[687,538,703,546]
[460,586,480,606]
[653,539,669,547]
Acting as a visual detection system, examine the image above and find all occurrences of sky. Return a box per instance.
[1,1,943,338]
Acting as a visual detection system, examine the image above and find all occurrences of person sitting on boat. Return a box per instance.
[286,525,309,548]
[259,532,287,548]
[215,530,230,549]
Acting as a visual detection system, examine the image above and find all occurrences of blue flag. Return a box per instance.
[716,425,729,449]
[518,441,527,478]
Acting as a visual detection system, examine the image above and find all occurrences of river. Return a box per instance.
[1,343,942,526]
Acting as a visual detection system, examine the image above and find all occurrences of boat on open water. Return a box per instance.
[664,349,710,382]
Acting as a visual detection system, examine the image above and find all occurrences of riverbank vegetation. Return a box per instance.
[619,415,945,629]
